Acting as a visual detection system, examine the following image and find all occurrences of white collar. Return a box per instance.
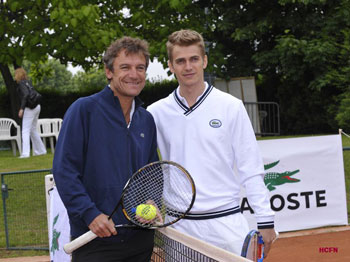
[176,82,209,107]
[127,99,135,128]
[108,85,135,128]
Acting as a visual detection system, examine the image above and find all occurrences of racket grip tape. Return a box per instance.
[63,230,97,254]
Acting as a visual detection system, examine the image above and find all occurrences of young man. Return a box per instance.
[53,36,159,262]
[147,29,276,257]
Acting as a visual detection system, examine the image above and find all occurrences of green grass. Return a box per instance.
[0,150,53,259]
[0,149,54,173]
[340,136,350,225]
[0,134,349,259]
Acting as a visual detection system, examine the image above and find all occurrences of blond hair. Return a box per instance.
[166,29,205,62]
[14,68,28,83]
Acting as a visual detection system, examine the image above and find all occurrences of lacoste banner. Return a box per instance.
[49,186,71,262]
[241,134,348,232]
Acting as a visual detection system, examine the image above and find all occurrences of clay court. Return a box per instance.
[0,226,348,262]
[266,226,350,262]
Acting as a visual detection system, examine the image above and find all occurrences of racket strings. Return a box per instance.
[122,162,195,228]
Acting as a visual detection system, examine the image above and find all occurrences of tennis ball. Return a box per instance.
[136,204,157,220]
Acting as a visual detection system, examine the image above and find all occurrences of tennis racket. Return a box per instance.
[241,230,264,262]
[63,160,196,254]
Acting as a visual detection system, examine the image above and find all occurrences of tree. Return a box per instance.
[3,0,350,134]
[1,0,198,122]
[33,59,74,92]
[0,0,128,121]
[159,0,350,134]
[72,68,107,93]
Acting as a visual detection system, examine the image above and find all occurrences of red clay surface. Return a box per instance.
[265,226,350,262]
[0,226,349,262]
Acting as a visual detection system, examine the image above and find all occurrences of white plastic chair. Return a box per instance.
[0,118,22,156]
[37,118,56,153]
[51,118,63,140]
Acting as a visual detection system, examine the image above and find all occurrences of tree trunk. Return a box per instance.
[0,63,20,123]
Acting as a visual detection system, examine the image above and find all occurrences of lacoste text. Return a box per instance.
[241,190,327,213]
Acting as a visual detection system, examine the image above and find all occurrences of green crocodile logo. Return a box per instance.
[51,214,61,254]
[264,160,300,191]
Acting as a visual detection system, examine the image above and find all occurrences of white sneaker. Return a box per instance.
[19,155,29,158]
[34,152,47,156]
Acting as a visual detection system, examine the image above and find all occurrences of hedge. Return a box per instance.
[0,80,178,120]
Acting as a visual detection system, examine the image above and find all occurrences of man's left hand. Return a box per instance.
[259,228,277,258]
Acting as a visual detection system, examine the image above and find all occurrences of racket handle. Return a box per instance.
[63,230,97,254]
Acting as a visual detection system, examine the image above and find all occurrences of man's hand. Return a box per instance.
[259,228,277,258]
[18,109,24,119]
[146,200,164,224]
[88,214,117,238]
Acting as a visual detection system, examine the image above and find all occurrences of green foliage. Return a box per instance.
[72,68,107,93]
[201,0,350,134]
[0,0,125,69]
[0,0,195,120]
[31,59,74,92]
[0,75,5,91]
[0,76,178,119]
[336,93,350,132]
[2,0,350,134]
[141,79,178,107]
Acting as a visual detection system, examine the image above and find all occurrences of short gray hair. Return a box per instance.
[103,36,150,72]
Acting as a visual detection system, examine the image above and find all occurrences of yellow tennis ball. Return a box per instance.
[135,204,146,216]
[136,204,157,220]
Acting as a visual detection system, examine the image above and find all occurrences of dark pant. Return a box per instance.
[72,230,154,262]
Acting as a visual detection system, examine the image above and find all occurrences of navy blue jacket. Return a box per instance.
[53,86,159,241]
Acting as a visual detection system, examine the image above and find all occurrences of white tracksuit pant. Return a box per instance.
[21,105,47,157]
[171,212,249,256]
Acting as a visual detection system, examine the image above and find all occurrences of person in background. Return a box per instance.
[147,29,276,257]
[14,67,46,158]
[53,36,159,262]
